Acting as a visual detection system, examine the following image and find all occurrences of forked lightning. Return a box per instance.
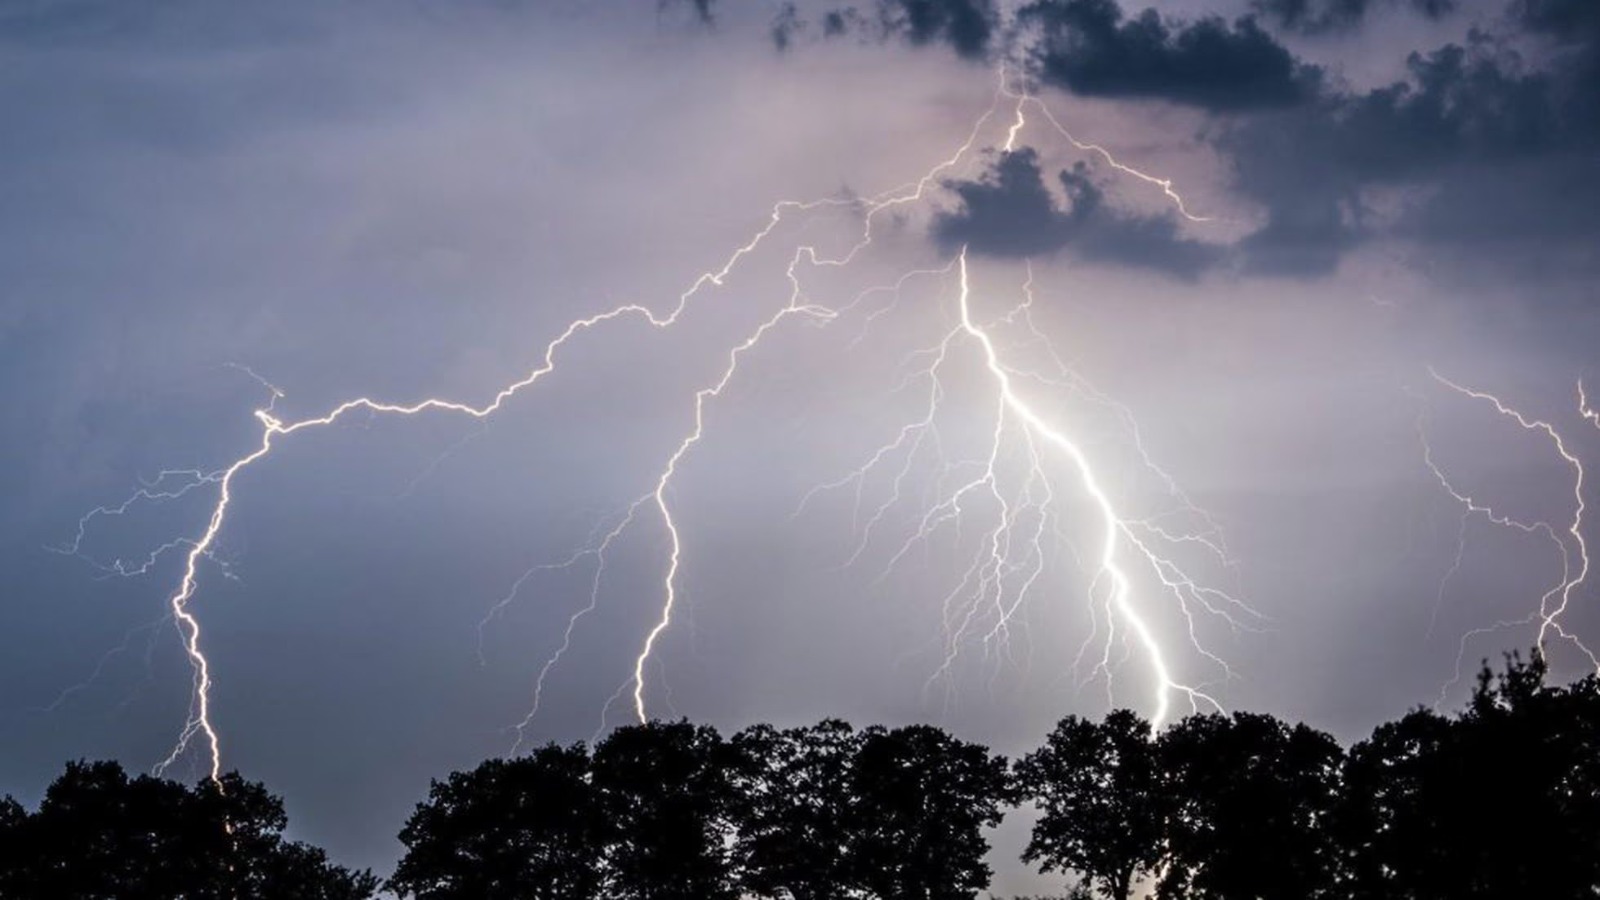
[66,71,1246,778]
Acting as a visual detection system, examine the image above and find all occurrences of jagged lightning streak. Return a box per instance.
[999,72,1214,223]
[605,77,1235,729]
[67,64,1234,773]
[953,252,1225,726]
[1422,368,1599,699]
[88,84,999,774]
[629,254,838,722]
[799,252,1248,724]
[135,220,823,778]
[501,92,1016,736]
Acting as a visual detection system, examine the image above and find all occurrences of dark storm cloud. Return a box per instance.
[771,3,802,49]
[1015,0,1323,111]
[878,0,997,58]
[769,0,997,60]
[660,0,717,26]
[1247,0,1456,35]
[1223,6,1600,275]
[767,0,1595,278]
[934,149,1222,278]
[954,0,1597,276]
[1514,0,1600,35]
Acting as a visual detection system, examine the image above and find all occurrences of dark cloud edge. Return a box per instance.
[934,149,1227,280]
[769,0,1600,280]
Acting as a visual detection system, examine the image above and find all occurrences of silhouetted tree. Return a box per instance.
[0,760,378,899]
[591,720,739,900]
[1015,709,1165,900]
[389,743,607,899]
[0,794,26,898]
[729,719,861,900]
[845,724,1015,900]
[1337,704,1455,899]
[1156,712,1343,900]
[1339,652,1600,897]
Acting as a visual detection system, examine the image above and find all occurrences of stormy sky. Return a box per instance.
[2,0,1597,891]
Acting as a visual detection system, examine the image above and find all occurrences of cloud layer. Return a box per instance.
[775,0,1600,279]
[935,149,1221,277]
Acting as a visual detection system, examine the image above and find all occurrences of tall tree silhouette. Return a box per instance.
[1015,709,1165,900]
[844,724,1015,900]
[1156,712,1343,900]
[729,719,860,900]
[0,760,378,899]
[591,720,740,900]
[389,743,608,899]
[0,794,27,898]
[1340,652,1600,897]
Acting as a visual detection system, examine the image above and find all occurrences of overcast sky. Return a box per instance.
[2,0,1597,891]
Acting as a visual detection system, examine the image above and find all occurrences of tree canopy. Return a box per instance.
[1015,709,1165,900]
[389,743,608,900]
[4,652,1596,900]
[0,760,379,900]
[1339,653,1600,898]
[843,724,1015,900]
[728,719,860,900]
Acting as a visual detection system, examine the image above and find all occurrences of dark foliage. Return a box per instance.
[0,761,379,900]
[1337,653,1600,898]
[588,720,741,900]
[1156,712,1345,899]
[390,722,741,900]
[6,652,1598,899]
[843,724,1016,899]
[1015,709,1165,900]
[1010,652,1598,898]
[389,744,608,899]
[728,719,861,900]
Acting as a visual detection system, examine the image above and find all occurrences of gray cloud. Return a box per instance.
[1247,0,1457,35]
[1223,10,1600,275]
[769,0,998,60]
[7,3,1600,896]
[771,3,803,49]
[1514,0,1600,36]
[770,0,1596,278]
[1016,0,1323,111]
[879,0,997,58]
[934,149,1223,278]
[661,0,717,26]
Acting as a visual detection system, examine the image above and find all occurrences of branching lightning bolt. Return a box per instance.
[62,67,1238,776]
[1421,368,1600,704]
[999,73,1215,223]
[948,252,1238,726]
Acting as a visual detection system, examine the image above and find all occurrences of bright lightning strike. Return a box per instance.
[999,72,1215,223]
[63,67,1239,777]
[949,251,1236,726]
[1421,368,1600,702]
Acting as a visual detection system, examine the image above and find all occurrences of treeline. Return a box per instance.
[1,653,1597,899]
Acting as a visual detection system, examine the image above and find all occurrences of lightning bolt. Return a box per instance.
[1421,368,1599,704]
[63,66,1233,777]
[999,72,1215,223]
[128,242,825,778]
[948,251,1237,726]
[628,249,839,723]
[799,247,1249,726]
